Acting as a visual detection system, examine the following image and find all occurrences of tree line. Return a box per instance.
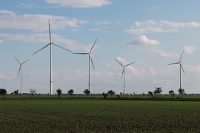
[148,87,185,98]
[0,87,186,99]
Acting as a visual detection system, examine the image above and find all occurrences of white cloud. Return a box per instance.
[45,0,111,8]
[0,40,3,43]
[0,33,77,50]
[125,20,200,35]
[106,63,111,68]
[0,10,15,16]
[149,68,157,75]
[89,28,100,31]
[150,48,179,58]
[0,33,100,52]
[116,57,127,65]
[0,10,88,32]
[127,35,160,46]
[183,45,196,54]
[92,71,114,77]
[0,75,10,79]
[0,33,48,43]
[95,20,110,25]
[19,3,39,8]
[185,65,200,74]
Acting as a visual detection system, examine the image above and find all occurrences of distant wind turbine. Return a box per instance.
[73,38,98,93]
[31,20,71,95]
[14,56,29,95]
[168,50,185,89]
[115,59,135,95]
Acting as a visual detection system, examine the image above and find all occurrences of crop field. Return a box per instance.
[0,97,200,133]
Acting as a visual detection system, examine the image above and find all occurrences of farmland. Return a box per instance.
[0,96,200,133]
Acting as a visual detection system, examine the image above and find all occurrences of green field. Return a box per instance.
[1,96,200,133]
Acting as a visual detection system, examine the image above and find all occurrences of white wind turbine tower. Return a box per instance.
[168,50,185,90]
[32,20,71,95]
[14,56,29,95]
[73,38,98,93]
[115,59,135,95]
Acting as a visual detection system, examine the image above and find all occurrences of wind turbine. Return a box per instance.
[31,20,71,95]
[168,50,185,89]
[15,57,29,95]
[115,59,135,95]
[73,38,98,93]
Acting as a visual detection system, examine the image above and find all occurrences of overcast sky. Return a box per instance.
[1,0,200,94]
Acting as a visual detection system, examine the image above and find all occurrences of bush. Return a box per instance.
[0,88,7,97]
[102,93,107,98]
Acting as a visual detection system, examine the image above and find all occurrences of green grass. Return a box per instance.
[1,97,200,133]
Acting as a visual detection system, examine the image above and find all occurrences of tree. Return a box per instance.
[154,87,162,96]
[148,91,153,97]
[102,92,108,99]
[14,90,19,95]
[178,88,185,98]
[56,89,62,98]
[169,90,174,98]
[107,90,115,98]
[68,89,74,97]
[83,89,90,96]
[12,90,19,98]
[30,88,36,98]
[0,88,7,98]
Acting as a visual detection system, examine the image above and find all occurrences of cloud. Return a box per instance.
[0,10,88,32]
[45,0,111,8]
[0,75,10,79]
[92,71,114,77]
[89,28,100,31]
[185,65,200,74]
[0,10,15,16]
[0,40,3,43]
[149,68,157,75]
[125,20,200,35]
[127,35,160,46]
[0,33,95,51]
[116,57,127,65]
[0,33,100,52]
[18,3,39,8]
[95,20,110,25]
[150,48,179,58]
[106,63,111,68]
[0,33,48,43]
[183,45,196,54]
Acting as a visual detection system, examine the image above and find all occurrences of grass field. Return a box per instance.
[1,95,200,133]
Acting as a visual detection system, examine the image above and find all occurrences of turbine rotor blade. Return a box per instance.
[168,62,179,65]
[179,50,184,62]
[52,43,71,52]
[125,62,135,67]
[48,20,52,43]
[121,68,125,78]
[31,43,50,56]
[14,56,20,64]
[115,59,124,67]
[17,66,21,78]
[72,53,89,55]
[180,64,185,74]
[89,38,98,53]
[22,59,29,65]
[90,57,95,69]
